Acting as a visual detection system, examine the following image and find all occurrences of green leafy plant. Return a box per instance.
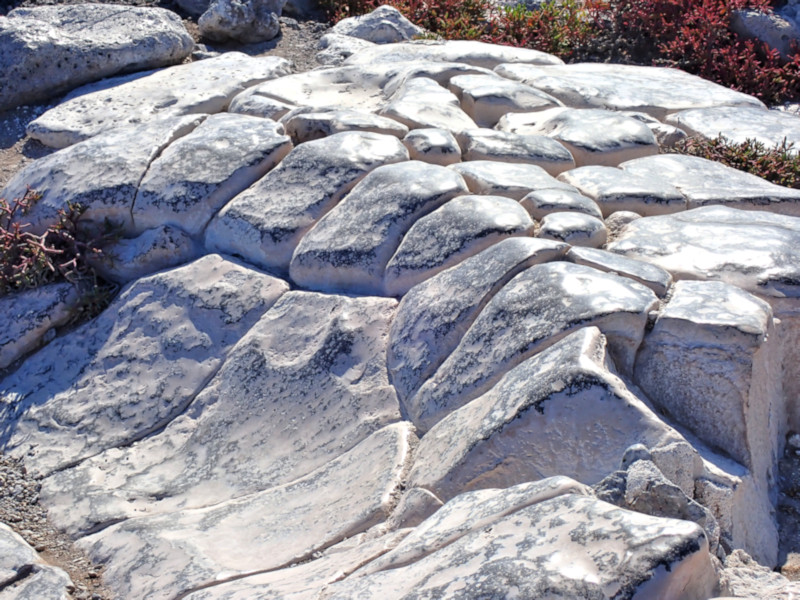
[668,135,800,188]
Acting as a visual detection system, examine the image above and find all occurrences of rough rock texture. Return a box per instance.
[0,5,193,112]
[457,127,575,174]
[402,128,461,165]
[283,108,408,144]
[450,159,576,199]
[521,187,603,220]
[199,0,285,44]
[537,211,608,247]
[0,523,74,600]
[330,4,422,43]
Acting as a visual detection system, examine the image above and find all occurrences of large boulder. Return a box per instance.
[199,0,286,44]
[0,4,193,112]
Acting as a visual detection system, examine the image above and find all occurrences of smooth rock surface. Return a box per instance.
[537,211,608,247]
[402,128,461,165]
[450,160,576,199]
[383,194,535,296]
[26,53,292,148]
[198,0,284,44]
[0,255,289,476]
[566,246,673,297]
[495,62,765,120]
[132,113,292,236]
[521,187,603,220]
[379,77,477,133]
[283,108,408,143]
[330,5,423,43]
[316,32,376,66]
[457,128,575,174]
[387,237,568,403]
[0,5,193,112]
[227,87,295,119]
[407,262,659,431]
[290,161,469,295]
[206,131,408,274]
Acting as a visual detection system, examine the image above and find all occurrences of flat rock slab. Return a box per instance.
[2,115,204,236]
[521,188,603,220]
[41,292,400,536]
[132,113,293,236]
[283,108,409,144]
[0,255,289,476]
[448,73,562,127]
[457,128,575,175]
[559,164,686,217]
[495,62,765,120]
[316,32,377,66]
[325,493,717,600]
[206,131,409,274]
[383,194,535,296]
[0,4,193,112]
[0,283,79,370]
[290,160,469,295]
[666,105,800,151]
[566,246,673,297]
[379,77,477,133]
[450,160,576,200]
[402,128,461,165]
[498,107,658,167]
[84,423,416,600]
[388,237,568,404]
[345,39,564,69]
[621,154,800,216]
[26,53,292,148]
[409,327,687,499]
[537,211,608,247]
[407,261,659,432]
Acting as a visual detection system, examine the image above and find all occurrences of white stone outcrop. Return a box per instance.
[330,5,423,43]
[199,0,285,44]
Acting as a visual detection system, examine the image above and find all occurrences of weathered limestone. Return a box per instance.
[0,523,74,599]
[387,237,568,403]
[344,38,565,69]
[2,115,205,236]
[447,73,562,127]
[498,107,659,167]
[330,5,423,43]
[206,131,408,274]
[409,327,686,497]
[316,32,377,66]
[537,211,608,247]
[283,108,408,144]
[621,154,800,217]
[566,246,673,297]
[83,423,416,600]
[521,188,603,220]
[456,128,575,174]
[407,262,659,432]
[132,114,292,236]
[290,161,469,295]
[731,8,800,59]
[0,5,193,112]
[0,284,80,370]
[402,128,461,165]
[559,164,687,217]
[198,0,284,44]
[40,292,401,535]
[383,194,535,296]
[666,105,800,152]
[495,62,765,120]
[227,87,296,119]
[450,160,576,199]
[0,255,289,476]
[325,494,718,600]
[379,77,477,132]
[26,53,292,148]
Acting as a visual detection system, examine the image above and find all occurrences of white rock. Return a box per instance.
[457,128,575,175]
[719,549,800,598]
[498,107,659,167]
[495,62,765,120]
[447,73,562,127]
[731,8,800,59]
[402,128,461,165]
[83,423,416,600]
[227,88,295,119]
[622,110,688,147]
[521,188,603,220]
[407,262,659,431]
[330,5,423,43]
[566,246,673,297]
[316,32,376,66]
[666,105,800,152]
[388,237,567,403]
[621,154,800,217]
[0,255,289,476]
[206,131,408,274]
[450,159,577,199]
[409,327,688,498]
[283,108,408,144]
[290,161,469,295]
[2,115,204,236]
[0,5,193,111]
[133,113,292,236]
[199,0,285,44]
[559,164,686,217]
[0,523,74,599]
[0,284,79,370]
[379,77,477,133]
[345,38,564,69]
[88,225,197,284]
[41,292,401,535]
[26,53,292,148]
[383,194,535,296]
[537,211,608,247]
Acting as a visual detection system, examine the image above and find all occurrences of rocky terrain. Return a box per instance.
[3,3,800,600]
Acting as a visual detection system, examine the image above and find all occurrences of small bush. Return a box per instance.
[668,135,800,188]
